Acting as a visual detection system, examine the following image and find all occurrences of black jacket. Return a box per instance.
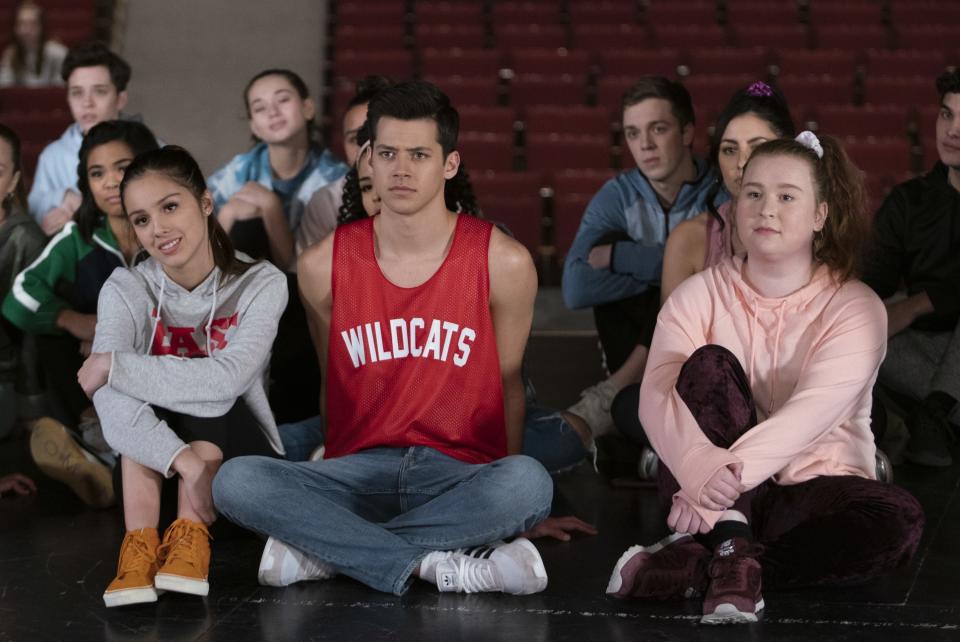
[863,163,960,332]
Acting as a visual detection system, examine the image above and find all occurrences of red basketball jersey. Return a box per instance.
[325,215,506,464]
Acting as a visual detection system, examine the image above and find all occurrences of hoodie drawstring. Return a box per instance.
[205,272,219,357]
[148,276,166,355]
[748,299,759,387]
[768,300,788,416]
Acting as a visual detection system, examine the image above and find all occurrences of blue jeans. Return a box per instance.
[277,403,587,473]
[213,447,553,595]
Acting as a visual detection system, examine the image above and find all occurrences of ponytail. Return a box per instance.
[746,135,867,282]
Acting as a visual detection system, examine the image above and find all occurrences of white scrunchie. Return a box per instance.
[795,130,824,159]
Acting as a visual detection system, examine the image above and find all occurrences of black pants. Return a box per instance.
[590,231,661,373]
[116,398,277,537]
[36,334,89,427]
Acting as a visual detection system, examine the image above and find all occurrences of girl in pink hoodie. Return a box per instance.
[606,133,924,624]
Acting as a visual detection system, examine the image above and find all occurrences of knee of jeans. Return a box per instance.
[500,455,553,515]
[212,456,272,512]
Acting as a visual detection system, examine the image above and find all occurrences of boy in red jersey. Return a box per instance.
[214,81,555,595]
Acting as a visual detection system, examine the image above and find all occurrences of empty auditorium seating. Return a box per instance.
[552,193,592,256]
[775,49,858,79]
[813,105,910,139]
[495,24,567,50]
[644,1,719,27]
[457,131,515,171]
[526,134,612,171]
[333,50,414,83]
[864,50,948,79]
[483,195,545,255]
[459,106,518,135]
[816,25,890,51]
[524,106,613,139]
[864,76,937,108]
[416,24,486,49]
[732,25,808,49]
[572,25,650,53]
[655,25,729,49]
[335,2,407,27]
[843,136,913,177]
[687,48,768,77]
[421,48,503,78]
[424,75,501,107]
[510,75,590,108]
[333,25,406,51]
[776,75,854,107]
[599,49,683,79]
[414,1,484,27]
[568,1,638,26]
[509,48,592,77]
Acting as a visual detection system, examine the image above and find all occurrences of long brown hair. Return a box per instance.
[9,1,47,80]
[119,146,253,279]
[744,135,867,283]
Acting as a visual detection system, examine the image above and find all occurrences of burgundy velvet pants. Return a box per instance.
[658,344,925,588]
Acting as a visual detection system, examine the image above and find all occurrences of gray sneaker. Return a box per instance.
[258,537,336,587]
[567,379,618,439]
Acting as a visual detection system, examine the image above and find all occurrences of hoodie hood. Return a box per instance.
[713,256,837,418]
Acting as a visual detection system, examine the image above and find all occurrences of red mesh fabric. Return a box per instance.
[325,215,506,464]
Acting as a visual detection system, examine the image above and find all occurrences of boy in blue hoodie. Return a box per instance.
[27,42,131,235]
[560,77,722,442]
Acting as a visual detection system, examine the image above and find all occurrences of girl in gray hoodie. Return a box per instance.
[77,146,287,608]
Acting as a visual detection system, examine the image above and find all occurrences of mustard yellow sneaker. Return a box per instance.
[103,528,161,608]
[155,519,211,596]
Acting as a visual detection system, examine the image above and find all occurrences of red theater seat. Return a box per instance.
[552,193,592,257]
[568,2,638,26]
[644,1,719,27]
[335,2,406,27]
[421,48,503,78]
[551,169,616,199]
[459,106,517,136]
[864,77,936,108]
[890,2,960,27]
[483,195,545,255]
[864,50,948,79]
[732,25,808,49]
[775,49,858,79]
[0,86,64,112]
[572,25,650,52]
[687,48,768,77]
[776,75,854,107]
[843,136,913,177]
[333,50,414,82]
[425,75,501,107]
[524,106,613,139]
[896,26,960,52]
[492,2,562,25]
[807,2,883,26]
[816,25,890,51]
[333,25,406,51]
[458,132,515,171]
[510,75,590,108]
[509,49,593,77]
[496,24,567,50]
[655,25,729,49]
[599,49,683,79]
[470,170,545,205]
[414,1,484,26]
[526,134,612,171]
[812,105,910,139]
[416,25,487,49]
[725,1,801,26]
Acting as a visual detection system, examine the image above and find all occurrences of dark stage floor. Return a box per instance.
[2,332,958,641]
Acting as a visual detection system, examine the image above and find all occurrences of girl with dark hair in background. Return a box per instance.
[78,145,287,607]
[207,68,347,270]
[2,120,158,509]
[0,0,67,87]
[207,68,347,424]
[607,133,923,624]
[660,81,795,303]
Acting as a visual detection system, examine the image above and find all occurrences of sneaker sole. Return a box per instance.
[606,532,689,596]
[103,586,158,608]
[30,418,114,508]
[155,573,209,596]
[506,538,549,595]
[700,598,765,625]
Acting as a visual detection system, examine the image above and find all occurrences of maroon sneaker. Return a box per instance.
[606,533,710,599]
[701,537,764,624]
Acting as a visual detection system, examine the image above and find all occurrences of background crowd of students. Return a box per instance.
[0,0,954,624]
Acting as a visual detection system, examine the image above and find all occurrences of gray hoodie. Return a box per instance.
[91,254,287,476]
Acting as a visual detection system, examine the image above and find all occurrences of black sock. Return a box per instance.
[924,391,958,418]
[707,519,754,551]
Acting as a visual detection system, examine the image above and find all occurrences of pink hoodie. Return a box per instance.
[639,256,887,527]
